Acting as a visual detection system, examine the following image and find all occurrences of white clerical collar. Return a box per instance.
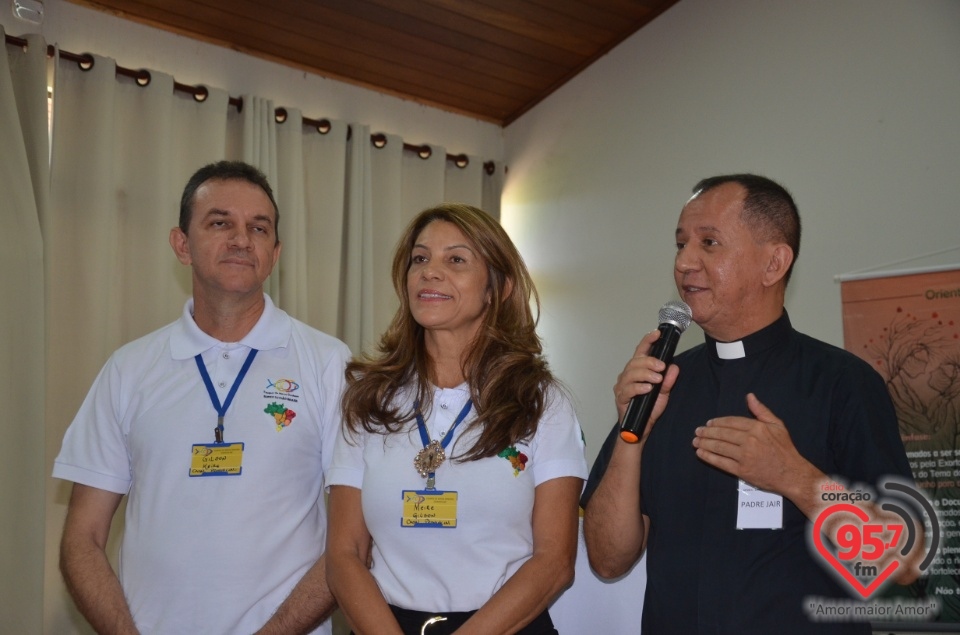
[715,340,746,360]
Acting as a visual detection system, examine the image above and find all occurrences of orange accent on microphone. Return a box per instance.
[620,430,640,443]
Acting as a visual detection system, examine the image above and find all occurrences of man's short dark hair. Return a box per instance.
[179,161,280,242]
[693,173,801,284]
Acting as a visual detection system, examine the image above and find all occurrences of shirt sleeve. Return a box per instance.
[52,355,133,494]
[526,388,588,487]
[829,356,914,484]
[325,424,367,490]
[317,340,351,484]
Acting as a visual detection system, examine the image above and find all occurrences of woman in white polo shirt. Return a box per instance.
[326,203,587,635]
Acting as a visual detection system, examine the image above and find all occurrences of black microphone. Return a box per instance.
[620,300,692,443]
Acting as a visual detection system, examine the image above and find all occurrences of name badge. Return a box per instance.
[736,479,782,529]
[401,489,458,528]
[190,443,244,477]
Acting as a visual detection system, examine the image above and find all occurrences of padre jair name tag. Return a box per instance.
[190,443,244,477]
[401,490,458,528]
[736,479,783,529]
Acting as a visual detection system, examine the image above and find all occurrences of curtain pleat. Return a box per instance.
[114,70,181,338]
[302,119,351,337]
[365,132,403,348]
[444,156,483,208]
[340,123,375,353]
[168,85,231,301]
[275,106,308,319]
[235,95,280,302]
[401,143,446,224]
[45,62,126,626]
[0,28,47,635]
[13,49,502,633]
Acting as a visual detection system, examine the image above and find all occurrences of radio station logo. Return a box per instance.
[805,478,941,622]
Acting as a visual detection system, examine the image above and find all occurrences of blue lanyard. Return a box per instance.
[195,348,258,443]
[414,398,472,489]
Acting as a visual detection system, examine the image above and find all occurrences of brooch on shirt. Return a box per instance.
[264,402,296,432]
[498,446,528,476]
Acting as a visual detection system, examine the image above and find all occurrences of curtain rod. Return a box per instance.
[5,33,496,175]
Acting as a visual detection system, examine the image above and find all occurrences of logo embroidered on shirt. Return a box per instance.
[498,446,528,476]
[265,402,297,431]
[263,378,301,405]
[266,378,300,393]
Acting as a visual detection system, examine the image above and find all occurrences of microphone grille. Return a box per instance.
[659,300,692,332]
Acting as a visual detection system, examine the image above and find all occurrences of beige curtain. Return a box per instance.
[43,53,232,634]
[0,28,48,635]
[231,95,281,302]
[16,45,501,634]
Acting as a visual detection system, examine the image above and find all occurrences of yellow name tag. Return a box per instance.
[190,443,244,477]
[401,490,458,528]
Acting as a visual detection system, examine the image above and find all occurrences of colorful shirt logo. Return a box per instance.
[498,446,528,476]
[264,402,296,432]
[266,379,300,393]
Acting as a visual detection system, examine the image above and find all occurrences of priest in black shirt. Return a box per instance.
[581,174,919,634]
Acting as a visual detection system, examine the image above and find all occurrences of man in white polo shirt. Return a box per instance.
[54,161,350,634]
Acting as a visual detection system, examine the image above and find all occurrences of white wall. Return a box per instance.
[1,0,503,159]
[503,0,960,466]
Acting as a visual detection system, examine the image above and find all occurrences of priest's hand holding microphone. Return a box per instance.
[616,301,692,445]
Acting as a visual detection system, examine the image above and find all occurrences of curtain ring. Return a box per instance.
[275,107,288,124]
[453,154,468,169]
[317,119,331,134]
[417,145,432,160]
[372,133,388,149]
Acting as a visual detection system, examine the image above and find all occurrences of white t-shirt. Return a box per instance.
[54,295,350,635]
[326,382,587,612]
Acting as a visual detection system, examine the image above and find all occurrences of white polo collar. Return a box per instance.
[169,294,291,359]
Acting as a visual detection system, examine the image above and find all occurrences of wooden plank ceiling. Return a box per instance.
[65,0,679,126]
